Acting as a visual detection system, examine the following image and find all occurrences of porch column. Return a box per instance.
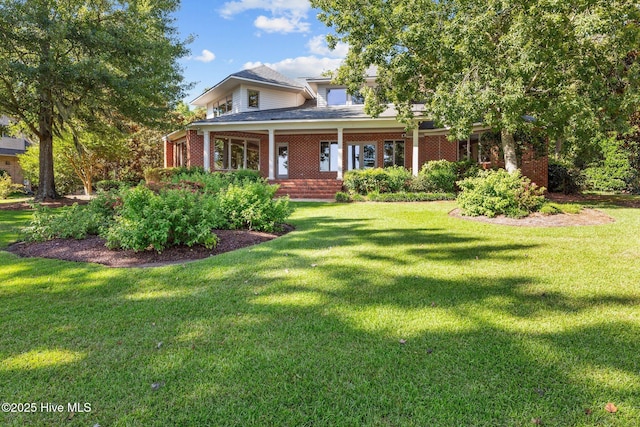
[337,127,344,180]
[412,127,419,176]
[203,131,210,172]
[162,136,168,168]
[268,128,275,180]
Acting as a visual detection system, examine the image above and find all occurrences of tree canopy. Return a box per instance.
[0,0,190,200]
[312,0,640,171]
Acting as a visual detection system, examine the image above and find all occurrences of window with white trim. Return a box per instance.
[383,140,405,167]
[320,141,339,172]
[214,137,260,170]
[347,143,376,170]
[248,90,259,108]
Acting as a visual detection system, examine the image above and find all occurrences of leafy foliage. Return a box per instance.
[335,191,352,203]
[547,160,584,194]
[343,167,411,194]
[0,0,190,199]
[0,174,22,199]
[22,171,293,252]
[366,191,455,202]
[582,137,634,192]
[215,183,293,232]
[457,169,546,218]
[105,186,220,252]
[312,0,640,171]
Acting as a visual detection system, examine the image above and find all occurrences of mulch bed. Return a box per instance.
[449,208,615,227]
[0,196,90,210]
[7,227,293,268]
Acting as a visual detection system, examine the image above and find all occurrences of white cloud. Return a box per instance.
[244,56,344,79]
[220,0,311,34]
[254,15,310,33]
[219,0,310,18]
[193,49,216,63]
[307,35,349,58]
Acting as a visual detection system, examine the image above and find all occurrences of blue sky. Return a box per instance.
[174,0,347,103]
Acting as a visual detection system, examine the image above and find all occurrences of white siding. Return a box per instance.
[317,87,328,108]
[240,85,304,112]
[232,88,242,113]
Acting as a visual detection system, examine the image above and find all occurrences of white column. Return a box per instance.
[162,136,168,168]
[412,127,419,176]
[268,128,275,180]
[337,127,344,180]
[203,131,210,172]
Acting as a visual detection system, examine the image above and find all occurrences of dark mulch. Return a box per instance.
[449,208,614,227]
[7,226,293,268]
[0,196,90,210]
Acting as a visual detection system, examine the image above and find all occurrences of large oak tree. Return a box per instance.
[312,0,640,171]
[0,0,189,200]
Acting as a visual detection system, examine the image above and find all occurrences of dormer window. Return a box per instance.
[248,90,260,108]
[327,88,364,106]
[326,88,347,106]
[214,95,233,116]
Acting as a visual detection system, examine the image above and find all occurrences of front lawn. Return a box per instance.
[1,201,639,426]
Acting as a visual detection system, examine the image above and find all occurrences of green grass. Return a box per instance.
[1,201,639,426]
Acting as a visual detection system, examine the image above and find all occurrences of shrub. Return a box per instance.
[95,180,125,192]
[23,203,103,241]
[366,192,456,202]
[215,182,293,232]
[582,137,634,192]
[456,169,546,218]
[0,174,23,199]
[547,161,583,194]
[415,160,459,193]
[335,191,351,203]
[105,186,220,252]
[343,167,411,194]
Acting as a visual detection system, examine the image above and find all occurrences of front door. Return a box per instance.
[276,143,289,178]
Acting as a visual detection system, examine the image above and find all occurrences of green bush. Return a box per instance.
[547,161,583,194]
[457,169,546,218]
[335,191,351,203]
[105,186,220,252]
[582,137,634,192]
[0,174,23,199]
[366,192,456,202]
[215,182,293,232]
[23,203,104,242]
[95,180,126,192]
[343,167,411,194]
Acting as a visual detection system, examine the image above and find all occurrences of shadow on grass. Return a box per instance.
[1,209,639,425]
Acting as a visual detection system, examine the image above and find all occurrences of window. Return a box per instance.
[383,140,405,167]
[320,141,339,172]
[173,141,187,167]
[248,90,259,108]
[326,88,347,106]
[213,96,233,116]
[347,143,376,170]
[214,137,260,170]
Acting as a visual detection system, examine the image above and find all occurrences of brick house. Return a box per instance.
[164,65,547,198]
[0,116,29,185]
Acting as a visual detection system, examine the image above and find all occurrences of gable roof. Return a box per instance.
[191,65,313,107]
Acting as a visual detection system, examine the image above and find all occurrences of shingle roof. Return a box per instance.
[0,148,25,155]
[191,100,405,125]
[230,65,306,90]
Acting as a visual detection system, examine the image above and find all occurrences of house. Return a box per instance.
[164,65,547,198]
[0,116,29,185]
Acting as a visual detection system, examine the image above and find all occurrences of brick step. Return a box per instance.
[271,179,342,199]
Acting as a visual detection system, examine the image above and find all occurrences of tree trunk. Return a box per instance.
[500,129,518,172]
[554,137,563,159]
[35,88,58,201]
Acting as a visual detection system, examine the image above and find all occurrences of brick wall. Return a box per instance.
[186,130,204,168]
[165,141,174,168]
[174,128,548,187]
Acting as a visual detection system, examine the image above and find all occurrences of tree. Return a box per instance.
[0,0,190,200]
[312,0,640,171]
[57,128,127,195]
